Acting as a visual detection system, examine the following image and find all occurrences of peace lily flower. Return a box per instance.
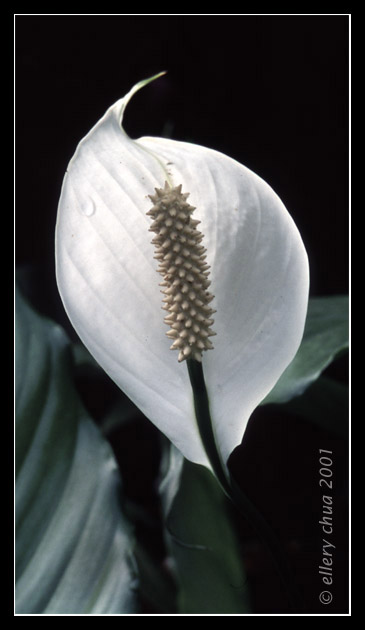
[55,73,309,472]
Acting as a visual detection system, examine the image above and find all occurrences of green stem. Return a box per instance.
[186,359,231,496]
[186,358,306,613]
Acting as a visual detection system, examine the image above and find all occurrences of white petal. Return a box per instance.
[56,81,207,466]
[138,137,309,463]
[56,77,309,469]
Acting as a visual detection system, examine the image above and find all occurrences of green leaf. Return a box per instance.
[159,444,250,614]
[282,376,349,438]
[133,544,177,614]
[262,295,349,405]
[15,288,138,614]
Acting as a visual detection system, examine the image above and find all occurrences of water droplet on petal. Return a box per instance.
[80,197,96,217]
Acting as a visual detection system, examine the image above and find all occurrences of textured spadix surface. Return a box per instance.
[148,181,216,363]
[56,75,309,468]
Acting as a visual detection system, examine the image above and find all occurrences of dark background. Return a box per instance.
[15,14,349,615]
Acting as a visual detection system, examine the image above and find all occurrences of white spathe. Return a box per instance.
[55,75,309,469]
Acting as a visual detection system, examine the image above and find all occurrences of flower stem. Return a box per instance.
[186,358,306,612]
[186,359,231,495]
